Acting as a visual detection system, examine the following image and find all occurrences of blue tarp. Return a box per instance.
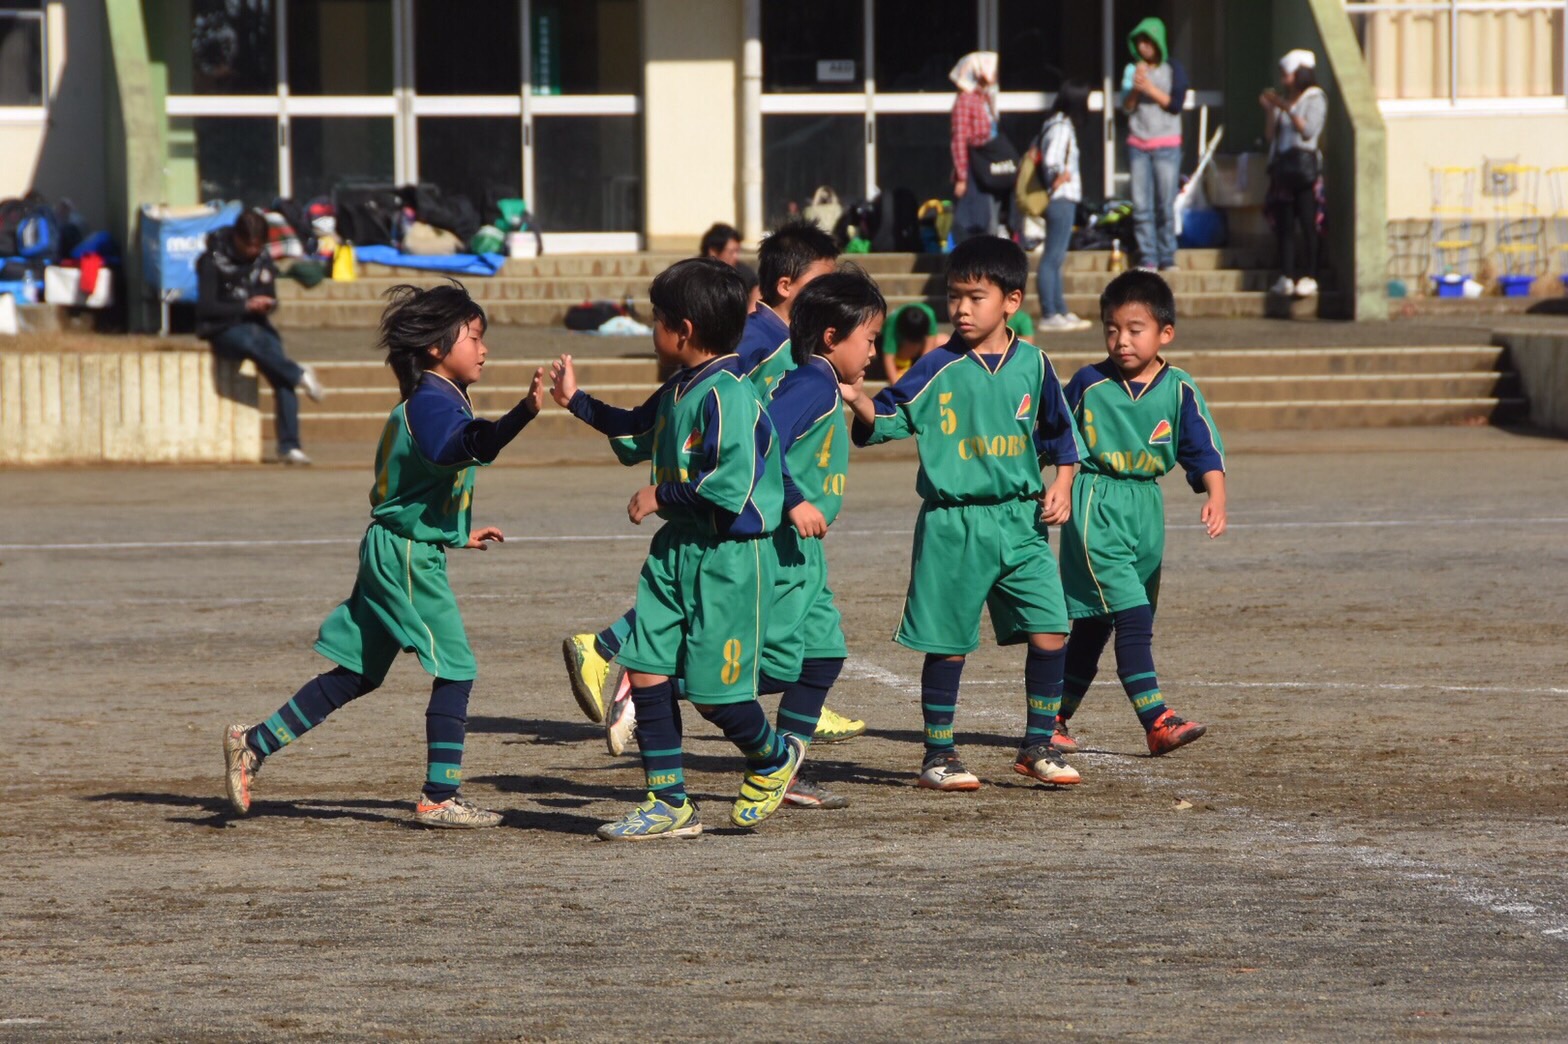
[353,245,506,276]
[140,202,243,299]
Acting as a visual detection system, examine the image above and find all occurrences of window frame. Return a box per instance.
[0,4,49,117]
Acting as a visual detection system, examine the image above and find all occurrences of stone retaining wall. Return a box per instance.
[1494,330,1568,437]
[0,349,261,464]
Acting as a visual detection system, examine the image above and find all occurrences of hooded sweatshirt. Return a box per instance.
[195,226,279,340]
[1125,17,1188,150]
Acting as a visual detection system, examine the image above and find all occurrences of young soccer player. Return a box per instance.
[1053,269,1226,755]
[562,218,866,751]
[880,302,939,383]
[754,267,886,809]
[845,236,1084,791]
[550,257,802,841]
[222,282,545,828]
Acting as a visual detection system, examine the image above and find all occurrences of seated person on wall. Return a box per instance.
[197,209,325,466]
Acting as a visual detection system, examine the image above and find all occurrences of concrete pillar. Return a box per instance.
[740,0,763,245]
[104,0,168,332]
[641,0,741,252]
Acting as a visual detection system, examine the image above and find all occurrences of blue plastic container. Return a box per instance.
[1498,274,1534,297]
[1432,274,1466,299]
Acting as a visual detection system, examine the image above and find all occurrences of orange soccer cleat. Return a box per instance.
[1145,709,1207,756]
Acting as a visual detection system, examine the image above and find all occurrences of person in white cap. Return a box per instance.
[1261,49,1327,299]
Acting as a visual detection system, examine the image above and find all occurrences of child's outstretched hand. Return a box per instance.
[788,501,828,539]
[526,366,546,413]
[465,526,505,550]
[549,354,578,408]
[1201,497,1227,539]
[628,485,659,525]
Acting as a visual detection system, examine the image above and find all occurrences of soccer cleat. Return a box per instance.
[783,772,849,810]
[278,447,312,466]
[731,735,805,827]
[916,750,982,792]
[413,794,503,829]
[297,364,326,403]
[1013,742,1082,786]
[604,667,636,756]
[1145,709,1207,756]
[812,706,866,744]
[596,792,703,842]
[562,634,611,723]
[1049,720,1081,754]
[222,723,262,815]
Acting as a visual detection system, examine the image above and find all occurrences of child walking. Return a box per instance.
[846,236,1084,791]
[1053,270,1226,756]
[222,282,544,828]
[551,257,802,841]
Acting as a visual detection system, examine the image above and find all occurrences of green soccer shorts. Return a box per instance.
[895,498,1069,655]
[1059,472,1165,619]
[314,523,477,686]
[617,523,776,704]
[761,527,847,683]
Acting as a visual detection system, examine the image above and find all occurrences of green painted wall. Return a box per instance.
[104,0,169,331]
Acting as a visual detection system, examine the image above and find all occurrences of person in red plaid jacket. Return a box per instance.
[950,51,1001,244]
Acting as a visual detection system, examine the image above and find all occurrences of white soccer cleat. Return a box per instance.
[604,667,636,756]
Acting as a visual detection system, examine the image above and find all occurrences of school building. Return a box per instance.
[3,0,1567,323]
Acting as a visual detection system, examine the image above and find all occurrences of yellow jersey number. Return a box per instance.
[720,638,745,686]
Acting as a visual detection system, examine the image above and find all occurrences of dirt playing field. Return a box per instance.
[2,423,1566,1041]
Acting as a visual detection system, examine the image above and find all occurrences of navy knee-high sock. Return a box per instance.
[246,666,373,759]
[632,680,687,805]
[775,657,843,744]
[1060,616,1113,722]
[699,700,788,771]
[921,655,965,757]
[1022,644,1066,748]
[1112,605,1166,729]
[593,609,636,661]
[423,678,472,802]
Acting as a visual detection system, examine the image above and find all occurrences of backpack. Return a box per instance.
[968,133,1020,195]
[564,300,625,331]
[0,198,27,257]
[333,185,403,247]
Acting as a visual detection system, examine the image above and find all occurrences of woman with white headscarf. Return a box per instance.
[949,51,1003,243]
[1262,48,1328,298]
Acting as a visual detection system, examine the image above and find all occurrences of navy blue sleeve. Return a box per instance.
[1164,60,1189,115]
[1062,366,1095,414]
[463,399,539,463]
[567,383,664,437]
[1176,381,1225,493]
[769,374,839,451]
[406,387,478,468]
[1033,356,1082,466]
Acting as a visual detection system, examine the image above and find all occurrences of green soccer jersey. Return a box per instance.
[1064,360,1226,485]
[572,353,784,538]
[368,397,477,548]
[852,332,1081,504]
[770,356,850,525]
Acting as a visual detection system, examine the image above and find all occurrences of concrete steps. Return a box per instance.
[275,345,1526,444]
[272,246,1285,327]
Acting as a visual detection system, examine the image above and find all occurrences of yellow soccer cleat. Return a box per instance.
[730,735,805,828]
[812,705,867,744]
[562,634,611,723]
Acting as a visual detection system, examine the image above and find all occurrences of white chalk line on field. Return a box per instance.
[842,660,1568,947]
[956,678,1568,697]
[3,514,1568,552]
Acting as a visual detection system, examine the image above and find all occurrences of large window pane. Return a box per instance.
[996,110,1101,205]
[414,0,520,95]
[874,0,976,93]
[417,117,521,210]
[532,116,640,231]
[763,0,864,92]
[0,14,43,105]
[287,0,392,95]
[764,115,865,226]
[291,117,393,202]
[186,116,279,207]
[874,114,953,205]
[532,0,639,95]
[998,0,1103,92]
[159,0,278,95]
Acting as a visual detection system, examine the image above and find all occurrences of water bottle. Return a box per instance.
[1109,238,1125,274]
[22,269,38,304]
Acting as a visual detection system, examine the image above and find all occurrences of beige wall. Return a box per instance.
[1359,6,1563,99]
[641,0,740,251]
[0,2,110,229]
[1384,111,1568,220]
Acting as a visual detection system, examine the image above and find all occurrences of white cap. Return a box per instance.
[1280,49,1316,76]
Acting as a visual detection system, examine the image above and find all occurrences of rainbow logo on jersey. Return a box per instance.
[1148,419,1173,445]
[1015,393,1032,420]
[683,430,702,453]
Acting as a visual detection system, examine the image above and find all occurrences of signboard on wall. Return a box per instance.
[816,60,855,84]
